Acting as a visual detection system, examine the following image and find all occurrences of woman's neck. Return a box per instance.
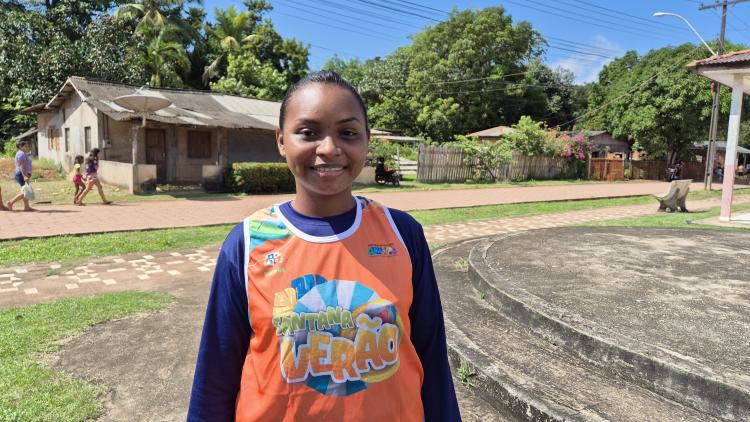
[290,190,355,218]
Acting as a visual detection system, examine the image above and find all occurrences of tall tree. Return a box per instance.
[0,6,143,147]
[115,0,185,34]
[347,7,545,141]
[202,5,257,84]
[210,2,308,99]
[142,25,190,87]
[582,43,748,164]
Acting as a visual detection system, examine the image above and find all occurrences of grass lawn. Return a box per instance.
[0,292,171,422]
[580,203,750,230]
[0,225,236,268]
[408,188,749,226]
[1,188,748,268]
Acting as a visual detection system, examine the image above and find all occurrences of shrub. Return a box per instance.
[227,162,296,194]
[454,135,513,182]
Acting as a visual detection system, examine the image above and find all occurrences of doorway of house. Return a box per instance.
[146,129,167,183]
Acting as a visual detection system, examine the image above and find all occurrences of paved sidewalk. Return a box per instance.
[2,193,746,421]
[0,181,715,240]
[2,194,748,308]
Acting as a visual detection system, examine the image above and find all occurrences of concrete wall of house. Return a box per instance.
[174,126,222,182]
[37,94,99,171]
[100,115,136,163]
[227,129,282,163]
[97,160,156,192]
[86,122,280,183]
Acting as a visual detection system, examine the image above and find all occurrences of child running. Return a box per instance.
[71,155,86,204]
[188,71,460,421]
[75,148,112,205]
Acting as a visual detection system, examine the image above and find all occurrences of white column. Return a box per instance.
[720,74,745,221]
[131,121,140,194]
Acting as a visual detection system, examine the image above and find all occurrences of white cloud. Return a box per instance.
[549,35,624,84]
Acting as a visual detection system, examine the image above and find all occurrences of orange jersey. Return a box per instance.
[236,198,425,421]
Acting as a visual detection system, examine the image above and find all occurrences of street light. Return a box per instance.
[653,12,717,56]
[654,11,721,190]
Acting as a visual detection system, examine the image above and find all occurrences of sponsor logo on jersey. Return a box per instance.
[367,243,398,257]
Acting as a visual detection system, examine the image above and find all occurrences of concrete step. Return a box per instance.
[434,240,720,422]
[467,232,749,420]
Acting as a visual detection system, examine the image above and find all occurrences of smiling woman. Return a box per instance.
[187,71,461,422]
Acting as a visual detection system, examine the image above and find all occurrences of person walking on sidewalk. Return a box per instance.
[75,148,112,205]
[188,70,460,422]
[6,140,34,211]
[71,155,86,204]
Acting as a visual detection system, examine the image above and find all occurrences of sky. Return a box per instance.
[204,0,750,84]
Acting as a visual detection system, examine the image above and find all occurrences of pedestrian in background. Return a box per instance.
[76,148,112,205]
[6,140,34,211]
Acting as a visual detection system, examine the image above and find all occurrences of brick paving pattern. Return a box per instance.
[0,181,711,240]
[1,194,748,307]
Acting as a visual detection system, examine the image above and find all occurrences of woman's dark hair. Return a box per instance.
[279,70,369,133]
[89,148,100,157]
[74,155,84,164]
[16,140,27,149]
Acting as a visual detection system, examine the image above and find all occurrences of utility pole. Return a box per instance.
[698,0,749,190]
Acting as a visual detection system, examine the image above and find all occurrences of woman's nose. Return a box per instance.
[316,135,340,156]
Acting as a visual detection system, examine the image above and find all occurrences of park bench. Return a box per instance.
[654,179,691,212]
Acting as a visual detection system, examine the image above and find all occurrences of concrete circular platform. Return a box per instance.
[468,227,750,419]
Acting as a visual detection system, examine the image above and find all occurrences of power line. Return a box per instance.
[281,0,422,31]
[271,10,404,42]
[353,0,441,22]
[274,0,414,35]
[558,45,705,128]
[550,0,690,35]
[547,45,618,59]
[721,9,750,43]
[393,0,450,15]
[501,0,674,40]
[376,0,446,18]
[544,35,622,55]
[571,0,693,33]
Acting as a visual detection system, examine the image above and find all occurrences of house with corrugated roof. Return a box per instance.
[25,76,283,192]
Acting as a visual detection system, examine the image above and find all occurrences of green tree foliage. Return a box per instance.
[209,3,309,100]
[202,4,258,84]
[141,25,190,87]
[115,0,187,34]
[582,43,749,164]
[0,0,309,150]
[325,7,582,141]
[454,135,513,181]
[0,6,145,149]
[505,115,548,156]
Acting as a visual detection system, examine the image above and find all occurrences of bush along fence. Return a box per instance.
[417,145,578,183]
[226,162,296,194]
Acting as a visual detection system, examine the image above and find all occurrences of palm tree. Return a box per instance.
[202,5,256,84]
[143,25,191,87]
[116,0,186,34]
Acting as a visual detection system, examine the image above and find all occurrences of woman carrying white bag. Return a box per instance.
[6,140,35,212]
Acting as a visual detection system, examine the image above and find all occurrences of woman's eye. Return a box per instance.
[342,129,358,137]
[299,129,316,138]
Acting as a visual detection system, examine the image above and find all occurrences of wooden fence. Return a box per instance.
[630,160,704,181]
[417,145,575,183]
[588,158,625,181]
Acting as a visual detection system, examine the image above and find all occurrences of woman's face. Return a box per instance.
[277,83,368,202]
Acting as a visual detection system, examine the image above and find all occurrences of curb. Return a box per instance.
[467,233,749,420]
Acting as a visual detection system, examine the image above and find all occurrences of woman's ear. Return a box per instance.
[276,128,286,157]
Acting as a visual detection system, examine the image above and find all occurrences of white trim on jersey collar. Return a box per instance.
[274,197,362,243]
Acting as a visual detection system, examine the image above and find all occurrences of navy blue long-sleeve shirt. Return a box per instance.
[188,202,460,421]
